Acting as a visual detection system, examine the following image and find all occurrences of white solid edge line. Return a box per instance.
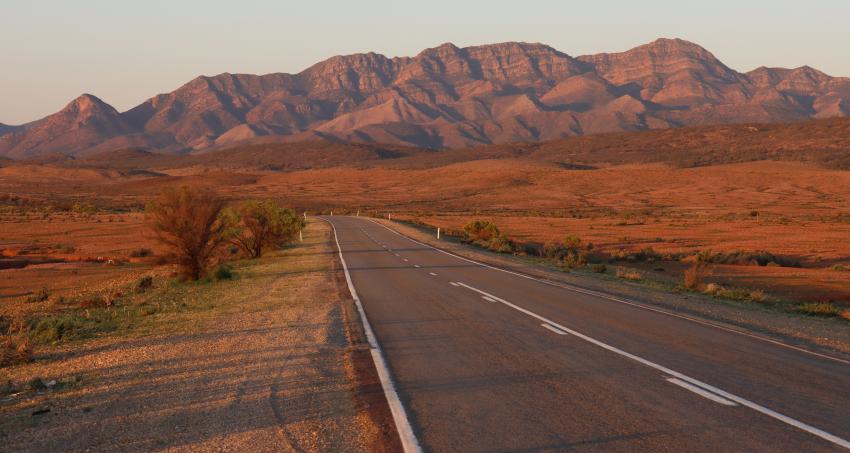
[666,378,737,406]
[323,218,422,453]
[453,281,850,449]
[482,296,498,303]
[366,219,850,367]
[541,323,569,335]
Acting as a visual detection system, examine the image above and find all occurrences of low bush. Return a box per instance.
[129,248,153,258]
[793,303,842,317]
[1,335,32,367]
[701,282,767,302]
[26,288,50,303]
[26,377,47,391]
[591,264,607,273]
[691,249,800,267]
[543,236,587,269]
[136,276,154,293]
[616,267,642,281]
[610,247,664,263]
[463,220,519,254]
[464,220,501,243]
[683,264,703,290]
[832,264,850,272]
[213,264,234,281]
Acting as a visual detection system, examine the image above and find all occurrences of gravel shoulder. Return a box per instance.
[0,220,400,452]
[378,218,850,358]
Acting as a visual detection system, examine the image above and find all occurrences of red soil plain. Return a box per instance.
[1,118,850,309]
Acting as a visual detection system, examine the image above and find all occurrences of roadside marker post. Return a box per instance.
[299,230,303,242]
[437,228,441,239]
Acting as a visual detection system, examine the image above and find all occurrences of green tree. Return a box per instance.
[223,200,305,258]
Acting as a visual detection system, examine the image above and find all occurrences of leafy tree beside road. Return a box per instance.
[223,200,305,259]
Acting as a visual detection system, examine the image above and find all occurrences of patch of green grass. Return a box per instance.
[28,313,118,345]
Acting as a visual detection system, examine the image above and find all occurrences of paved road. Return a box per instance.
[326,216,850,452]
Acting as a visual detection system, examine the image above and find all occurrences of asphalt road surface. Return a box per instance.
[325,216,850,452]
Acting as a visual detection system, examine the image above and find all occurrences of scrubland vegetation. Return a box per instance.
[1,187,304,372]
[450,217,849,322]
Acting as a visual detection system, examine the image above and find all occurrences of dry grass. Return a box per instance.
[683,264,703,290]
[616,267,643,281]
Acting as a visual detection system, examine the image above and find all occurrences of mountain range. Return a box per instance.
[2,38,849,158]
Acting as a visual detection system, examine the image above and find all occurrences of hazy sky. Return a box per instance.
[2,0,849,124]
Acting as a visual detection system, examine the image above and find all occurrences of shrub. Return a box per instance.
[692,249,800,267]
[1,335,32,367]
[832,264,850,272]
[610,247,664,263]
[591,264,607,273]
[222,200,305,258]
[26,377,47,391]
[146,186,227,280]
[464,220,501,243]
[213,264,234,280]
[748,290,768,302]
[793,303,842,317]
[704,282,723,295]
[487,235,518,254]
[616,267,642,281]
[26,288,50,303]
[129,248,153,258]
[463,220,518,254]
[136,276,154,293]
[683,264,704,290]
[543,236,586,268]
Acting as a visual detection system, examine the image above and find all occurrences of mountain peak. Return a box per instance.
[62,94,119,117]
[2,38,848,158]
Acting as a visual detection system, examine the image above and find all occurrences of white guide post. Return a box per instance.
[437,227,441,239]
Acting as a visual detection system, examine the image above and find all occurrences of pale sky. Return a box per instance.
[2,0,849,124]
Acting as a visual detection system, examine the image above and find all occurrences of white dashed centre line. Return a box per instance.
[541,323,569,335]
[429,272,438,276]
[451,281,850,449]
[666,378,737,406]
